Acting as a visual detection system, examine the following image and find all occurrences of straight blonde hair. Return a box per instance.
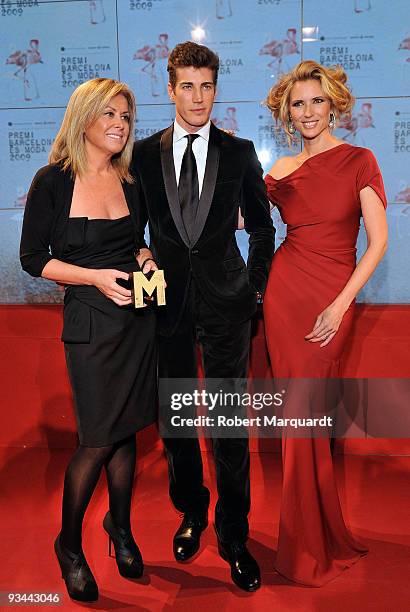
[266,60,354,145]
[49,78,136,182]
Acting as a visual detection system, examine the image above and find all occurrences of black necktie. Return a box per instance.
[178,133,200,240]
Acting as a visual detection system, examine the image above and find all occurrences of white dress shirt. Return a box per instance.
[173,119,211,196]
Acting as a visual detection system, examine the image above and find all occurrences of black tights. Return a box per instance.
[60,434,136,553]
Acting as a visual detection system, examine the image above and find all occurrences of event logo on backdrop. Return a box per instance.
[0,0,408,303]
[1,109,65,210]
[303,0,410,97]
[1,1,118,108]
[0,107,65,303]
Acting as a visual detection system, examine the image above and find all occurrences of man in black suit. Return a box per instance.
[132,42,275,592]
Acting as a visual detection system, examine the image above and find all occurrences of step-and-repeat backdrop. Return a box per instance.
[1,0,409,303]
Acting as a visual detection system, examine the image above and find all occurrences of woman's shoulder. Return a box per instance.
[266,156,297,180]
[31,162,69,187]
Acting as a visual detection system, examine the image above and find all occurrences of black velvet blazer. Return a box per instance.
[20,163,142,278]
[132,122,275,336]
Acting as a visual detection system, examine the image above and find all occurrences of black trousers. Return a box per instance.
[159,279,251,543]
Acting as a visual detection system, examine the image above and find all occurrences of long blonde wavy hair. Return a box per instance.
[49,78,136,182]
[266,60,354,145]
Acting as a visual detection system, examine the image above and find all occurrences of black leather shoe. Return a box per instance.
[54,534,99,602]
[103,511,143,579]
[173,513,208,562]
[218,540,261,592]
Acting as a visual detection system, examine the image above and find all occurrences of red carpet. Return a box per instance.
[1,305,409,609]
[0,445,409,611]
[1,304,409,455]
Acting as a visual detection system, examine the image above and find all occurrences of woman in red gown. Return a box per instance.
[263,61,388,586]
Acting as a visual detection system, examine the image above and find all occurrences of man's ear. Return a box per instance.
[168,82,175,102]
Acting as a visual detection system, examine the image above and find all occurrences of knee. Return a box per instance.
[80,443,115,463]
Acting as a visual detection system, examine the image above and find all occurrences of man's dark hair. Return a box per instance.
[167,41,220,89]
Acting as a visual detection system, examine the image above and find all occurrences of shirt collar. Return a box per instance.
[173,119,211,143]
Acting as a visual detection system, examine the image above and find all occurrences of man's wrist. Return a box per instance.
[140,257,156,272]
[136,247,152,266]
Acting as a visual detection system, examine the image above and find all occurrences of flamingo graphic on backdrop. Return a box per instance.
[259,28,299,76]
[6,39,42,101]
[339,102,374,144]
[338,115,358,140]
[14,193,28,208]
[216,0,233,20]
[354,0,371,13]
[89,1,106,25]
[155,34,170,59]
[357,102,375,128]
[133,35,169,97]
[395,185,410,203]
[398,35,410,62]
[212,107,238,135]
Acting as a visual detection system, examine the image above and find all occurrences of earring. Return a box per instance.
[288,119,296,135]
[329,112,336,129]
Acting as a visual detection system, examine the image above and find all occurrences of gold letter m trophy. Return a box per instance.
[132,270,166,308]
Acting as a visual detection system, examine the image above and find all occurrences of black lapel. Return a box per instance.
[191,122,220,246]
[160,125,190,247]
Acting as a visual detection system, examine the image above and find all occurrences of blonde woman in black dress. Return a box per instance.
[20,78,157,602]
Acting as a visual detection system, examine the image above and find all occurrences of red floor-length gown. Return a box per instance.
[263,143,387,586]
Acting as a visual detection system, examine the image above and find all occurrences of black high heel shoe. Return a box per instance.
[54,534,98,602]
[103,511,143,578]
